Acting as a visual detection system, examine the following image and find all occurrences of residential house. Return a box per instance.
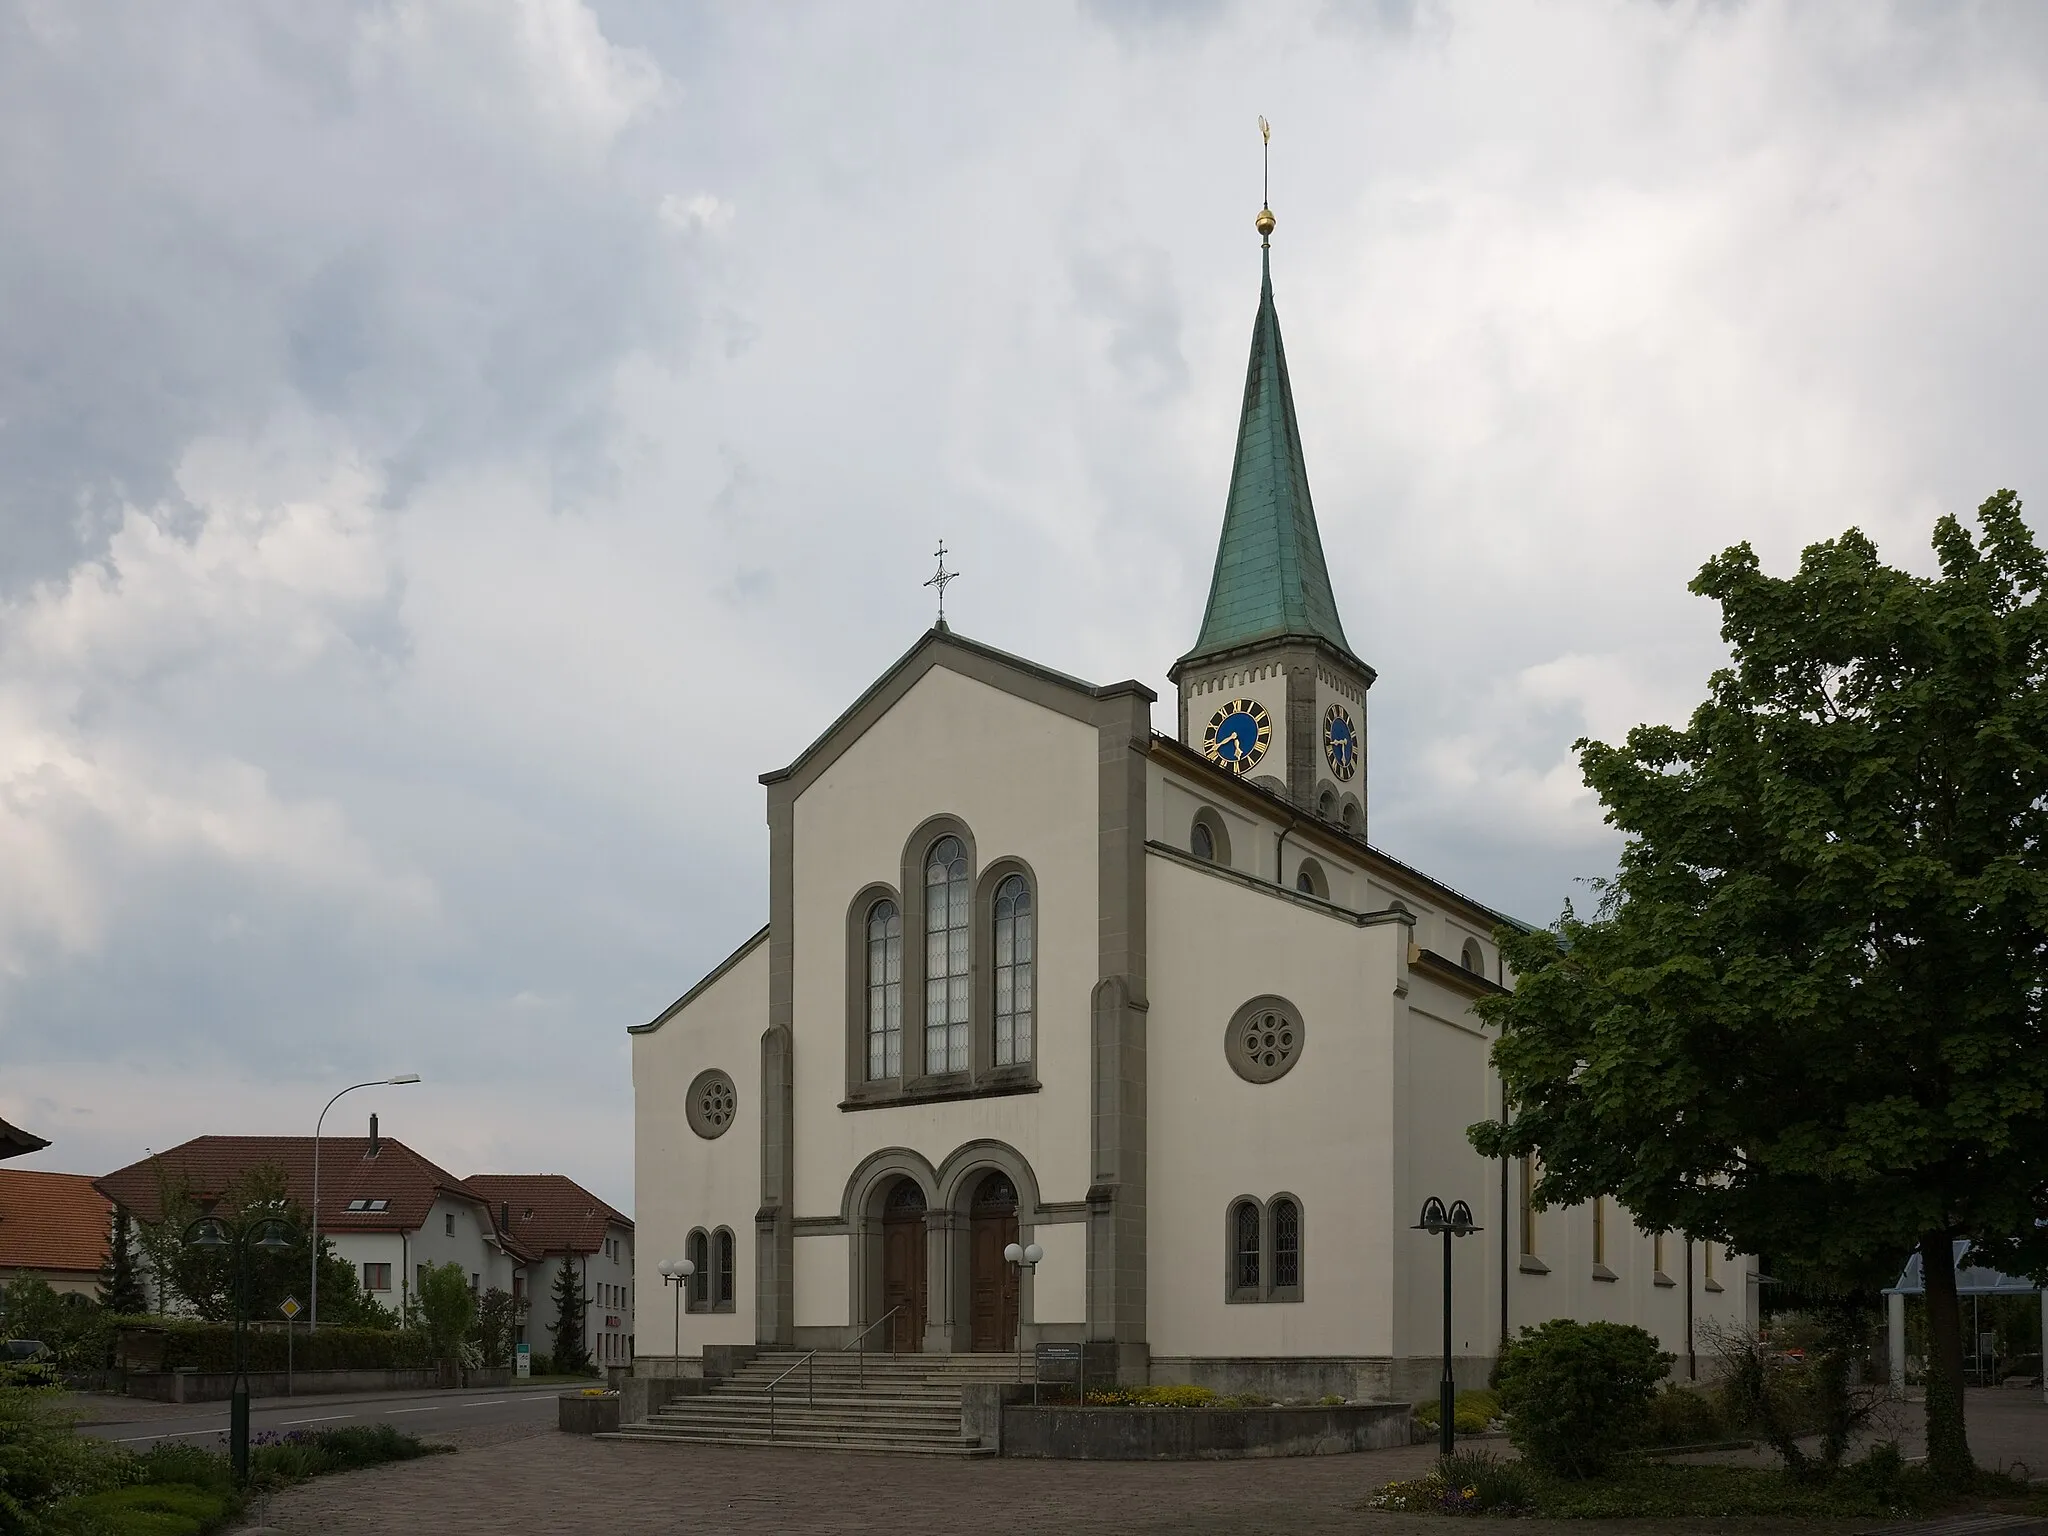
[0,1169,110,1300]
[96,1122,525,1324]
[465,1175,633,1368]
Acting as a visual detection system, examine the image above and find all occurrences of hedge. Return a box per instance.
[113,1318,435,1373]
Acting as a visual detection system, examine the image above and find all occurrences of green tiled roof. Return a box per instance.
[1183,249,1352,665]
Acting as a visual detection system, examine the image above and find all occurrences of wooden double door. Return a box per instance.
[876,1171,1020,1354]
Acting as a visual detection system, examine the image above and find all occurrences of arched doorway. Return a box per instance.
[967,1171,1020,1352]
[881,1178,927,1352]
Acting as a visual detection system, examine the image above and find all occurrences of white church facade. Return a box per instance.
[632,225,1757,1400]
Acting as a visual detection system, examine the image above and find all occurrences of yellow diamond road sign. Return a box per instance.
[279,1296,301,1319]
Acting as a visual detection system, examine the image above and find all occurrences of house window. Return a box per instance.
[1189,808,1230,865]
[1593,1196,1608,1267]
[1192,820,1215,860]
[686,1229,710,1311]
[1519,1159,1537,1257]
[1294,858,1327,899]
[445,1213,454,1237]
[1653,1232,1666,1274]
[1271,1197,1301,1298]
[715,1228,735,1310]
[1229,1199,1262,1300]
[866,899,903,1079]
[992,873,1034,1066]
[924,836,970,1074]
[362,1262,391,1292]
[1461,938,1485,973]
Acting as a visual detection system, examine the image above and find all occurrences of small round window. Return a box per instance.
[1226,995,1305,1084]
[686,1068,739,1139]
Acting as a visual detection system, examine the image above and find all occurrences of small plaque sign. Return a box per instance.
[1034,1341,1082,1383]
[516,1343,531,1378]
[278,1296,301,1320]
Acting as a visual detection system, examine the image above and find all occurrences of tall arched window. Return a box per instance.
[1271,1197,1301,1296]
[992,873,1034,1066]
[1231,1199,1262,1299]
[714,1228,736,1309]
[925,836,970,1073]
[686,1228,710,1311]
[866,900,902,1079]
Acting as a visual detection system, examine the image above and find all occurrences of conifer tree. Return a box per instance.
[97,1206,148,1315]
[549,1260,590,1375]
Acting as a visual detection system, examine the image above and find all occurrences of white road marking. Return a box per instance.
[467,1400,506,1407]
[280,1414,355,1425]
[115,1428,225,1442]
[386,1406,440,1414]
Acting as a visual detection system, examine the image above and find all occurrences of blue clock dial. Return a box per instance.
[1323,703,1358,782]
[1203,698,1271,776]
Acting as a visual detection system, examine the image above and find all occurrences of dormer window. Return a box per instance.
[346,1198,368,1212]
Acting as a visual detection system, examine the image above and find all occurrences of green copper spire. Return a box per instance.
[1182,246,1353,665]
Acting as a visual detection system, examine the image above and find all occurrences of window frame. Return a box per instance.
[713,1227,736,1312]
[922,834,973,1077]
[685,1228,710,1312]
[1189,806,1231,866]
[1268,1193,1304,1303]
[842,820,1045,1108]
[1226,1197,1264,1303]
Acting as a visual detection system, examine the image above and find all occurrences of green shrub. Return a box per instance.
[1411,1387,1501,1431]
[2,1385,125,1523]
[53,1482,230,1536]
[1639,1383,1728,1446]
[1495,1320,1671,1478]
[109,1319,432,1374]
[1440,1449,1536,1512]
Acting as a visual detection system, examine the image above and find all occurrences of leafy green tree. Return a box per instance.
[97,1207,147,1315]
[472,1287,518,1369]
[548,1261,589,1375]
[1471,492,2048,1489]
[416,1262,476,1360]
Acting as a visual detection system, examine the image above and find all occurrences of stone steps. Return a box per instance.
[616,1350,1027,1455]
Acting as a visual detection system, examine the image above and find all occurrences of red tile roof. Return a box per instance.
[463,1175,630,1258]
[94,1136,502,1244]
[0,1169,110,1275]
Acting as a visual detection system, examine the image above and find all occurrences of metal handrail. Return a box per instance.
[841,1305,903,1390]
[765,1349,816,1441]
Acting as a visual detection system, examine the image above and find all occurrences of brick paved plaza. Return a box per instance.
[254,1390,2045,1536]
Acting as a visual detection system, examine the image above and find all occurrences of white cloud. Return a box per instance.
[4,0,2046,1198]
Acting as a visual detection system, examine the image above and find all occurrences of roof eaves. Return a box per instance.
[633,925,769,1035]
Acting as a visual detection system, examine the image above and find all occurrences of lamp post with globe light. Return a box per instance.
[186,1210,299,1485]
[1003,1240,1043,1381]
[658,1258,696,1361]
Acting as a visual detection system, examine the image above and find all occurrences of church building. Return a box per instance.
[632,208,1756,1400]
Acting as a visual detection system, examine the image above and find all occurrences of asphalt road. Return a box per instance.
[77,1384,565,1449]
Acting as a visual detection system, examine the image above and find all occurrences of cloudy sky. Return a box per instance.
[4,0,2045,1211]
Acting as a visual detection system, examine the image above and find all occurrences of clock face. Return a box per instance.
[1203,698,1271,775]
[1324,704,1359,781]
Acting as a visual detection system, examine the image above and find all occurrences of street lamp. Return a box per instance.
[658,1259,696,1360]
[310,1075,420,1330]
[1003,1241,1043,1382]
[1413,1196,1482,1457]
[186,1209,299,1485]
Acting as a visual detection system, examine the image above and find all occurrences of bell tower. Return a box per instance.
[1169,156,1375,836]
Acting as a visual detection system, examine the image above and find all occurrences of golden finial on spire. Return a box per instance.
[1256,116,1276,245]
